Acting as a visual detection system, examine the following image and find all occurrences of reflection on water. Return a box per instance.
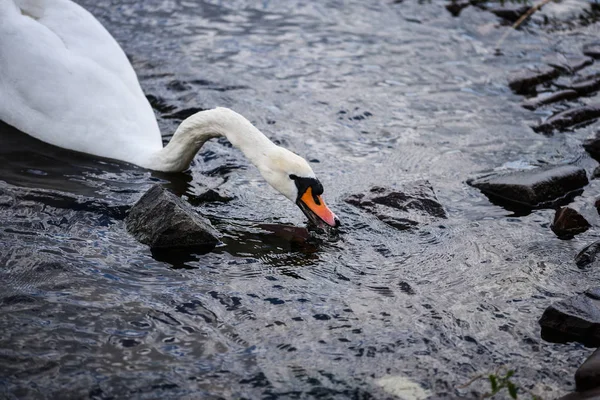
[1,0,600,398]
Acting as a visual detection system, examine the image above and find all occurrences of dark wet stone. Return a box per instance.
[551,207,590,239]
[345,181,447,230]
[539,289,600,346]
[596,198,600,214]
[467,165,588,211]
[521,90,578,110]
[570,75,600,96]
[576,348,600,392]
[508,66,560,95]
[592,166,600,179]
[583,133,600,162]
[576,241,600,269]
[489,5,529,23]
[445,1,470,17]
[545,55,594,74]
[126,184,219,250]
[558,387,600,400]
[583,42,600,59]
[534,104,600,134]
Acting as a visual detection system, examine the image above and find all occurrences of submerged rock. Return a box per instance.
[345,181,447,230]
[508,66,559,95]
[445,1,470,17]
[583,133,600,162]
[558,387,600,400]
[489,5,529,23]
[583,42,600,59]
[576,241,600,269]
[521,89,578,110]
[126,184,220,250]
[551,207,590,239]
[545,54,594,74]
[570,75,600,96]
[534,104,600,134]
[467,165,588,211]
[576,348,600,392]
[539,288,600,347]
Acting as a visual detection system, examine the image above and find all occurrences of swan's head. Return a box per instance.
[258,146,340,228]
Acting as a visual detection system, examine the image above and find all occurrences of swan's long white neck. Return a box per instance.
[146,107,276,172]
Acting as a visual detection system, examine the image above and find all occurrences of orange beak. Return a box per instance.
[298,187,340,228]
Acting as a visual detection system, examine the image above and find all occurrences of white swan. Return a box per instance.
[0,0,339,227]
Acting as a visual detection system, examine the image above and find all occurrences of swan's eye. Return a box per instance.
[289,174,298,180]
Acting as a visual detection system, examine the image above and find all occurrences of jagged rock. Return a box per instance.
[126,184,220,250]
[345,181,447,230]
[551,207,590,239]
[583,42,600,59]
[534,104,600,134]
[445,1,470,17]
[508,66,560,95]
[570,75,600,96]
[576,348,600,392]
[489,5,529,23]
[558,387,600,400]
[576,241,600,269]
[545,55,594,74]
[539,288,600,347]
[521,90,578,110]
[467,165,588,211]
[583,133,600,162]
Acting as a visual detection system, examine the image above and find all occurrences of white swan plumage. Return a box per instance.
[0,0,339,227]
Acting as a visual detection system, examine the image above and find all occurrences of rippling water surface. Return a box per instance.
[2,1,600,398]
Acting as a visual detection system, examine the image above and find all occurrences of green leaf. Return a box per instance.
[489,375,498,392]
[506,370,515,379]
[507,382,518,399]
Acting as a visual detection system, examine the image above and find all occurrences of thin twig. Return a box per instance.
[457,373,486,389]
[494,0,553,51]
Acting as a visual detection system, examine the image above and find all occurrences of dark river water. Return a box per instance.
[2,1,600,399]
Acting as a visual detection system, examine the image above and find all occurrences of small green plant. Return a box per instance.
[459,367,542,399]
[486,370,519,399]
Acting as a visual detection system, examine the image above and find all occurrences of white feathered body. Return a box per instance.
[0,0,162,166]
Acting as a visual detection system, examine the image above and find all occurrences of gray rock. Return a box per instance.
[534,104,600,134]
[521,90,579,110]
[551,207,590,239]
[345,181,447,230]
[545,55,594,74]
[583,132,600,162]
[508,66,560,94]
[558,387,600,400]
[570,75,600,96]
[576,241,600,269]
[583,42,600,59]
[576,348,600,392]
[539,288,600,347]
[489,5,529,23]
[126,184,220,250]
[467,165,588,211]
